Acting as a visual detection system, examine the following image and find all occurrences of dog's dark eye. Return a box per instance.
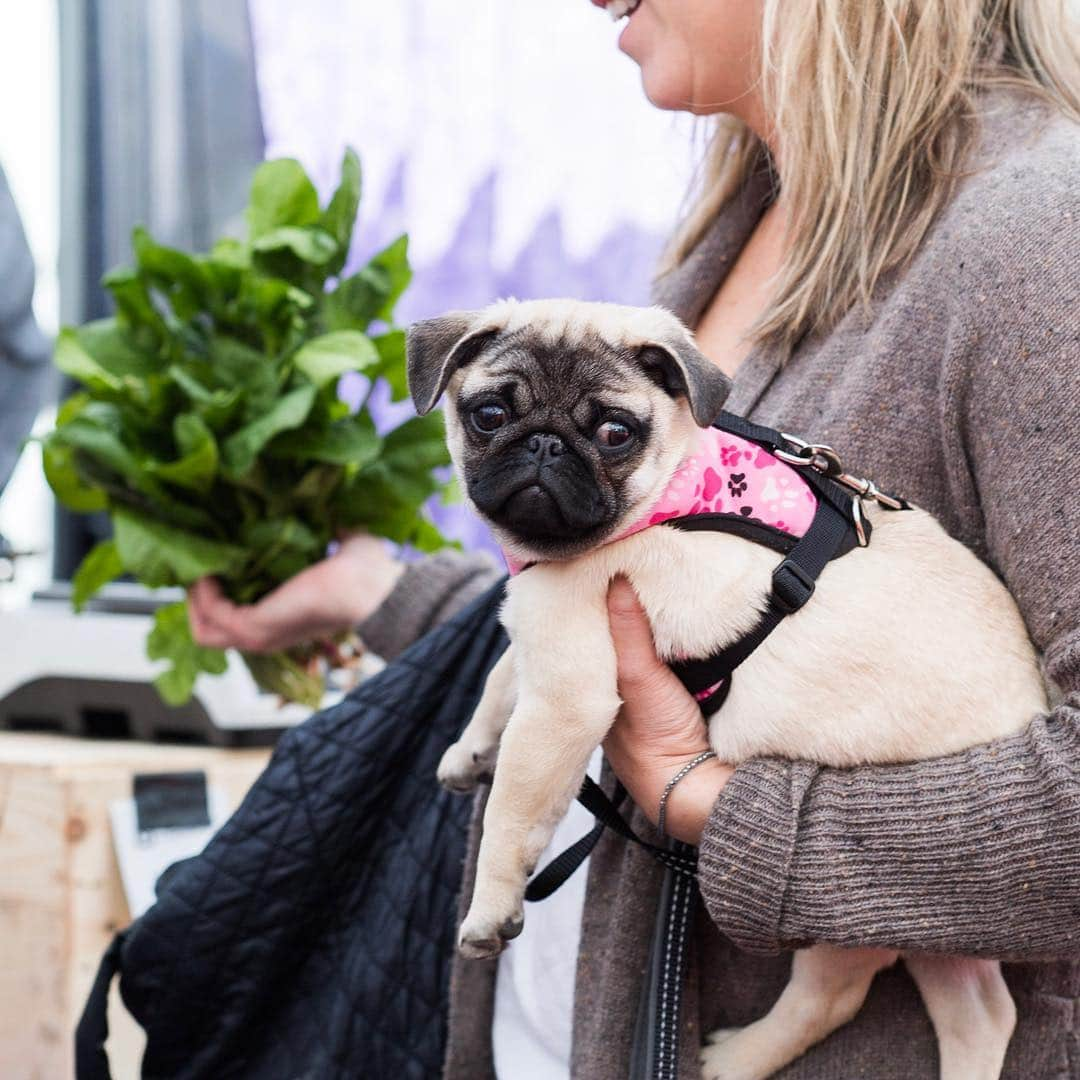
[595,420,634,450]
[471,403,510,433]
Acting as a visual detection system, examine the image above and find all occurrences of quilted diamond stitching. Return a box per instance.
[110,584,509,1079]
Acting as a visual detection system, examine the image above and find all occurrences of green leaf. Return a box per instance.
[113,510,246,588]
[321,235,411,332]
[71,539,124,612]
[209,337,282,419]
[246,158,320,241]
[252,226,338,265]
[131,227,211,318]
[42,438,108,512]
[168,367,243,430]
[333,469,447,550]
[366,235,411,323]
[322,147,362,246]
[409,516,454,554]
[102,267,166,333]
[147,601,228,706]
[208,237,251,270]
[440,472,464,506]
[80,319,168,379]
[240,651,323,708]
[268,412,381,467]
[222,384,317,476]
[321,147,362,275]
[292,331,380,388]
[151,414,219,493]
[55,327,122,391]
[371,330,408,401]
[381,411,452,478]
[293,463,343,502]
[51,413,164,501]
[242,516,322,556]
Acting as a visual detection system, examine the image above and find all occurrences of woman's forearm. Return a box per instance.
[697,669,1080,961]
[358,549,504,661]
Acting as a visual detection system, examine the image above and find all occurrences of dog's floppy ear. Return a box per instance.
[406,312,501,415]
[639,335,732,426]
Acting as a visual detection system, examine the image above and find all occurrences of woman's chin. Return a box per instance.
[636,66,696,113]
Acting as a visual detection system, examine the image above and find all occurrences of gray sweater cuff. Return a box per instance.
[358,549,504,662]
[696,758,818,956]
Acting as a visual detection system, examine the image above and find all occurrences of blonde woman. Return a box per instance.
[190,1,1080,1076]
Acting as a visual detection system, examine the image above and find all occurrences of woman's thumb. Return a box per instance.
[606,576,668,688]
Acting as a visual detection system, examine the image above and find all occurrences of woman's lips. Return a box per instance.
[592,0,642,20]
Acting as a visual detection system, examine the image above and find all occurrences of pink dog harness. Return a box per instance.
[504,412,909,716]
[504,424,818,575]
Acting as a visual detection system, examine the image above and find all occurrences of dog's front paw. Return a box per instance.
[437,740,496,795]
[700,1028,766,1080]
[458,904,525,960]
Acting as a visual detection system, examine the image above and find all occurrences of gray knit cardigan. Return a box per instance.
[359,90,1080,1079]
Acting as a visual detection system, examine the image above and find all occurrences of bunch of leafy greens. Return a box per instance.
[41,149,452,708]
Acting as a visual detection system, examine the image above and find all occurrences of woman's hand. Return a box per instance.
[603,577,733,846]
[187,533,404,653]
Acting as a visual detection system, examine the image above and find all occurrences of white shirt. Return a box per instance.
[491,748,604,1079]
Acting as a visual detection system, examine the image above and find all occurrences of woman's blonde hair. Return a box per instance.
[662,0,1080,350]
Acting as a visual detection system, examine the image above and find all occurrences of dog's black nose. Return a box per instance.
[525,432,566,464]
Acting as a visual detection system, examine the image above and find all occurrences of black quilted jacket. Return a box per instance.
[77,583,508,1080]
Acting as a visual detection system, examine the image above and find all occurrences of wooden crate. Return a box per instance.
[0,733,271,1080]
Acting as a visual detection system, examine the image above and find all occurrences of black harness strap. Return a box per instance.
[525,778,696,902]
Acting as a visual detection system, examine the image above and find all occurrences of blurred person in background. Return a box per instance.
[191,1,1080,1076]
[0,163,51,502]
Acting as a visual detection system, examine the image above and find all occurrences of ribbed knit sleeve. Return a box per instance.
[699,677,1080,959]
[358,550,504,662]
[698,132,1080,960]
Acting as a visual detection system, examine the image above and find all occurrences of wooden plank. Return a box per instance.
[0,734,271,1079]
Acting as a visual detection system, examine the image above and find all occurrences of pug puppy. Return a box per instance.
[406,298,1046,1080]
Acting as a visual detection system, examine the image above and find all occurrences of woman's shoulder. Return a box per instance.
[933,91,1079,277]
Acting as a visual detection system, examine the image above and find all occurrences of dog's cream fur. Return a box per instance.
[414,299,1047,1080]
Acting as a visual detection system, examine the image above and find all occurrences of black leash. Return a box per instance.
[524,412,910,1078]
[525,779,695,902]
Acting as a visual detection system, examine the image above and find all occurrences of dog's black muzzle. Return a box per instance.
[469,433,613,543]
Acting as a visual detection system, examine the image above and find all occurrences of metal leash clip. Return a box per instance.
[775,433,907,546]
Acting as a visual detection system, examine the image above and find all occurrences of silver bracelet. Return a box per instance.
[657,750,717,838]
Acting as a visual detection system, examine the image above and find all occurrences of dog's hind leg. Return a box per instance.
[904,954,1016,1080]
[700,944,897,1080]
[437,644,517,793]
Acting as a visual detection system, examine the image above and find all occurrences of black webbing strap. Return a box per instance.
[667,486,856,713]
[525,779,696,901]
[74,931,124,1080]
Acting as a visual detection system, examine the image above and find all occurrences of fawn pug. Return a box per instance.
[406,298,1046,1080]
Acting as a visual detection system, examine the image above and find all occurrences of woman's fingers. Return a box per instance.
[187,577,273,652]
[187,578,232,648]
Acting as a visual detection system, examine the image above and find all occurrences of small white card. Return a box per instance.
[109,788,231,919]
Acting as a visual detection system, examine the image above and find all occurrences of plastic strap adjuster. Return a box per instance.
[771,559,816,614]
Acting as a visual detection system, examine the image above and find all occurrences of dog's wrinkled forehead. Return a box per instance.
[406,298,731,426]
[487,297,688,349]
[459,324,653,408]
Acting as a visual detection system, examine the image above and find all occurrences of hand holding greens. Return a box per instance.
[42,149,452,708]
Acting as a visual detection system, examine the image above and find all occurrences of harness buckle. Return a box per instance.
[775,434,843,477]
[771,559,816,614]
